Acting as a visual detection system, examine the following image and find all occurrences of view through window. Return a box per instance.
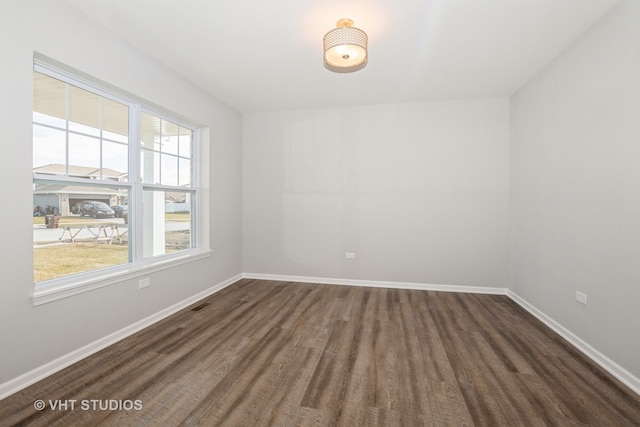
[33,65,196,284]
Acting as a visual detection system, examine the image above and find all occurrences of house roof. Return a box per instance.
[33,183,126,196]
[34,164,127,179]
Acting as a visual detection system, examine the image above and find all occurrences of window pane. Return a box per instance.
[161,153,178,186]
[140,113,194,186]
[179,157,191,187]
[163,120,180,144]
[33,125,66,169]
[33,72,66,128]
[103,141,128,181]
[33,184,130,282]
[33,111,66,129]
[68,85,100,136]
[162,135,179,156]
[141,148,160,184]
[178,131,192,158]
[141,112,160,150]
[103,97,128,143]
[143,190,193,258]
[68,121,100,137]
[69,133,100,171]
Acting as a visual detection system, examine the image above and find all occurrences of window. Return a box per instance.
[139,111,195,258]
[33,60,202,300]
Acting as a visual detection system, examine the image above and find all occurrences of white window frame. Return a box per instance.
[32,58,210,306]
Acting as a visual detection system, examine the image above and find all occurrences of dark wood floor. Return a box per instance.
[1,279,639,426]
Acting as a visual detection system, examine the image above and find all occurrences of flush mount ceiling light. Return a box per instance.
[323,18,368,73]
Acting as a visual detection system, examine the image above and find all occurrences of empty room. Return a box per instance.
[1,0,639,425]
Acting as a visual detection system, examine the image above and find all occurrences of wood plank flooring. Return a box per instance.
[1,279,639,426]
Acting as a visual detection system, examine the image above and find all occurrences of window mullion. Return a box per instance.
[99,96,103,180]
[192,128,200,249]
[65,82,70,176]
[129,103,143,263]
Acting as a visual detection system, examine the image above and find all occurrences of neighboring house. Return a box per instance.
[165,191,192,213]
[33,164,128,181]
[33,164,127,216]
[166,191,188,203]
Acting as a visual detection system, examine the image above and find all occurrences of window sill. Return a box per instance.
[32,249,212,306]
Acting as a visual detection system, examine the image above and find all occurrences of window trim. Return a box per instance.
[32,249,212,306]
[32,57,207,305]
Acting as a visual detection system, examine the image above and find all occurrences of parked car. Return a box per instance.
[112,205,128,218]
[78,201,114,218]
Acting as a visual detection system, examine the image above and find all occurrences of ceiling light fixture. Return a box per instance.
[323,18,368,73]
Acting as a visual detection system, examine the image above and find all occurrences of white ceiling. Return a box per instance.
[63,0,618,113]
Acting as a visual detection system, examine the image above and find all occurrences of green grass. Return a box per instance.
[34,243,129,282]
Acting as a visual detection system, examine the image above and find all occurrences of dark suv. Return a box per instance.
[78,201,115,218]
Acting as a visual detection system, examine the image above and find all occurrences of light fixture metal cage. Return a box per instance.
[323,19,368,73]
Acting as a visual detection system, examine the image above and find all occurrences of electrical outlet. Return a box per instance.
[576,291,587,306]
[345,252,356,259]
[139,278,151,289]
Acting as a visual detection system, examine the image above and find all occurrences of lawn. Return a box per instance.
[34,229,189,282]
[33,243,129,282]
[165,212,191,222]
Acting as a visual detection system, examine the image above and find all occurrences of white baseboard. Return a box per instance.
[242,272,508,295]
[0,273,242,401]
[3,273,638,402]
[506,290,640,396]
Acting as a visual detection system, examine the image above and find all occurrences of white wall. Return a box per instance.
[0,0,242,384]
[510,0,640,379]
[243,99,510,287]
